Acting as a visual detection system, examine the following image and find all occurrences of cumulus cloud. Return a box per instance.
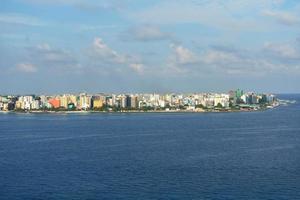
[170,43,197,65]
[16,63,37,73]
[166,42,300,76]
[93,38,127,64]
[166,44,199,74]
[90,37,145,74]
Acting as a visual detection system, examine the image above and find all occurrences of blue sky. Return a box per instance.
[1,0,300,94]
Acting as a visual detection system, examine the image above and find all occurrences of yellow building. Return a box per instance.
[68,95,77,107]
[93,99,103,108]
[15,101,23,109]
[60,95,68,108]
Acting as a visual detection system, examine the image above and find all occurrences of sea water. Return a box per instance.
[0,94,300,199]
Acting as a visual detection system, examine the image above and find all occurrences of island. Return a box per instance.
[0,89,286,113]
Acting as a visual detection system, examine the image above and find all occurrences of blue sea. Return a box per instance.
[1,94,300,200]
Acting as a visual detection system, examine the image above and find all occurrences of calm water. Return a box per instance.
[1,94,300,200]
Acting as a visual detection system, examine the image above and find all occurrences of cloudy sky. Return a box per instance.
[1,0,300,94]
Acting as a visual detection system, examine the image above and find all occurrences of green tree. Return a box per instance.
[196,104,205,109]
[216,103,223,108]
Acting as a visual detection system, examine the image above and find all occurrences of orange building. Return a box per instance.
[49,99,60,109]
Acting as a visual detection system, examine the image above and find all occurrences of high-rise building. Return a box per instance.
[235,89,244,99]
[92,96,103,108]
[60,95,68,108]
[120,95,127,108]
[79,93,91,110]
[130,95,138,108]
[125,95,131,108]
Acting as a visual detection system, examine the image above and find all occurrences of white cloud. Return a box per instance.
[16,63,37,73]
[170,43,197,65]
[165,42,300,76]
[93,37,127,64]
[91,37,145,74]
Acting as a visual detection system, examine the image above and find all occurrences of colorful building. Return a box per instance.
[49,99,60,109]
[92,99,103,108]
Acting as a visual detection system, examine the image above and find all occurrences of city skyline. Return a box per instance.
[1,0,300,94]
[0,89,278,112]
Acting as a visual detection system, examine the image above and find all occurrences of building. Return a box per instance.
[60,95,68,109]
[31,99,41,110]
[214,94,230,107]
[130,95,138,108]
[120,95,127,108]
[235,89,244,99]
[68,95,78,107]
[79,93,91,110]
[49,99,60,109]
[92,97,103,108]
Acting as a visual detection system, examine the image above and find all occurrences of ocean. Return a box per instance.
[1,94,300,199]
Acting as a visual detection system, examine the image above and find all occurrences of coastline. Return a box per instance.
[0,107,276,114]
[1,99,293,115]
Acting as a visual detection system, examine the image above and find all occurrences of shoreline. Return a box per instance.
[1,100,293,115]
[0,107,276,114]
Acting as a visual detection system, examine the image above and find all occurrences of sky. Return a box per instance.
[1,0,300,94]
